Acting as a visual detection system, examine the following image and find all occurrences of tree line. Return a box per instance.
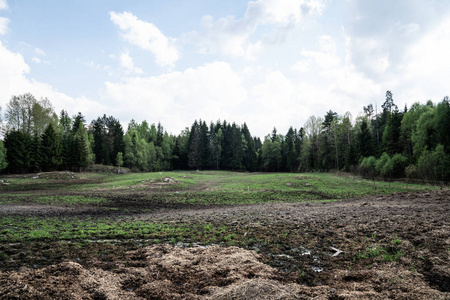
[0,92,449,182]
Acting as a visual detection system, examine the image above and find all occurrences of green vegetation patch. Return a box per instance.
[0,216,229,244]
[1,171,437,207]
[356,246,404,262]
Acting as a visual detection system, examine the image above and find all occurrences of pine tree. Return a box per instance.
[199,121,211,168]
[30,131,42,172]
[241,123,257,171]
[4,130,32,173]
[357,118,374,158]
[41,123,62,171]
[72,126,90,172]
[382,108,404,155]
[188,120,200,169]
[284,127,297,172]
[0,141,8,171]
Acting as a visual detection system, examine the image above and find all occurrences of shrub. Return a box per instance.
[376,153,393,179]
[417,144,450,182]
[405,164,418,180]
[391,154,408,178]
[359,156,377,178]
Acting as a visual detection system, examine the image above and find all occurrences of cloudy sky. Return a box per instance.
[1,0,449,137]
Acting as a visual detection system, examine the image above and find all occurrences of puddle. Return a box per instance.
[311,266,323,273]
[271,254,292,259]
[291,247,311,256]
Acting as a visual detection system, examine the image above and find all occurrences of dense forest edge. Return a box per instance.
[0,91,449,184]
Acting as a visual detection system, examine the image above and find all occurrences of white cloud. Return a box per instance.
[119,51,143,74]
[290,35,381,121]
[345,36,390,77]
[35,48,45,56]
[394,18,450,103]
[394,22,420,38]
[0,17,9,35]
[31,57,49,64]
[102,61,247,133]
[291,59,311,73]
[110,11,179,67]
[0,41,104,122]
[100,38,381,138]
[0,0,7,10]
[184,0,324,59]
[249,0,324,25]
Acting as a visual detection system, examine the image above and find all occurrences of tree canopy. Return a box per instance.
[1,92,449,183]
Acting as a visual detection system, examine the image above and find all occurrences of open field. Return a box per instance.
[0,171,449,299]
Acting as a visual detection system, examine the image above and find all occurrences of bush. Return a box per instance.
[391,154,408,178]
[432,145,450,182]
[417,145,450,182]
[359,156,377,178]
[405,165,418,180]
[376,153,393,179]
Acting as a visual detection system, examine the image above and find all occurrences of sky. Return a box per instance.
[1,0,450,138]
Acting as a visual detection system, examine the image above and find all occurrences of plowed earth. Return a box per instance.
[0,176,449,299]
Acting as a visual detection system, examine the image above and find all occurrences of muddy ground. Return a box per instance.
[0,178,449,299]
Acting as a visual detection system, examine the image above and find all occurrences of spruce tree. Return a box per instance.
[41,123,62,171]
[358,119,375,158]
[4,130,32,173]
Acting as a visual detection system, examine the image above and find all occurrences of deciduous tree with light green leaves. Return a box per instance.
[116,152,123,174]
[5,93,57,136]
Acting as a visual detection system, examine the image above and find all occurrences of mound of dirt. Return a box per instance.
[140,177,179,188]
[86,164,131,174]
[0,245,324,299]
[134,244,277,297]
[1,244,447,299]
[30,171,78,180]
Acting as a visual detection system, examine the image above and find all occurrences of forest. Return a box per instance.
[0,91,449,183]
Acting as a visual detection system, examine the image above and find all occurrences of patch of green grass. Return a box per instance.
[356,246,403,262]
[392,237,402,245]
[224,233,236,242]
[2,171,437,205]
[383,250,403,262]
[0,216,230,245]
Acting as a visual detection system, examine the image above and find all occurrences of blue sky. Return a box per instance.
[1,0,450,137]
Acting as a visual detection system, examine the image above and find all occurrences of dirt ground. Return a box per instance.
[0,189,449,299]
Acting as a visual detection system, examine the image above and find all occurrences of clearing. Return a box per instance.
[0,171,449,299]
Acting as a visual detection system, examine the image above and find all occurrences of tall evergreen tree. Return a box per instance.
[4,130,32,173]
[284,127,297,172]
[72,126,90,172]
[41,123,62,171]
[199,121,211,168]
[241,123,257,171]
[90,115,124,165]
[382,108,404,155]
[211,124,223,170]
[0,141,7,172]
[188,120,200,169]
[30,131,42,172]
[229,123,244,170]
[357,118,375,158]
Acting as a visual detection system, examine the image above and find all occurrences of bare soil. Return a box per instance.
[0,187,449,299]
